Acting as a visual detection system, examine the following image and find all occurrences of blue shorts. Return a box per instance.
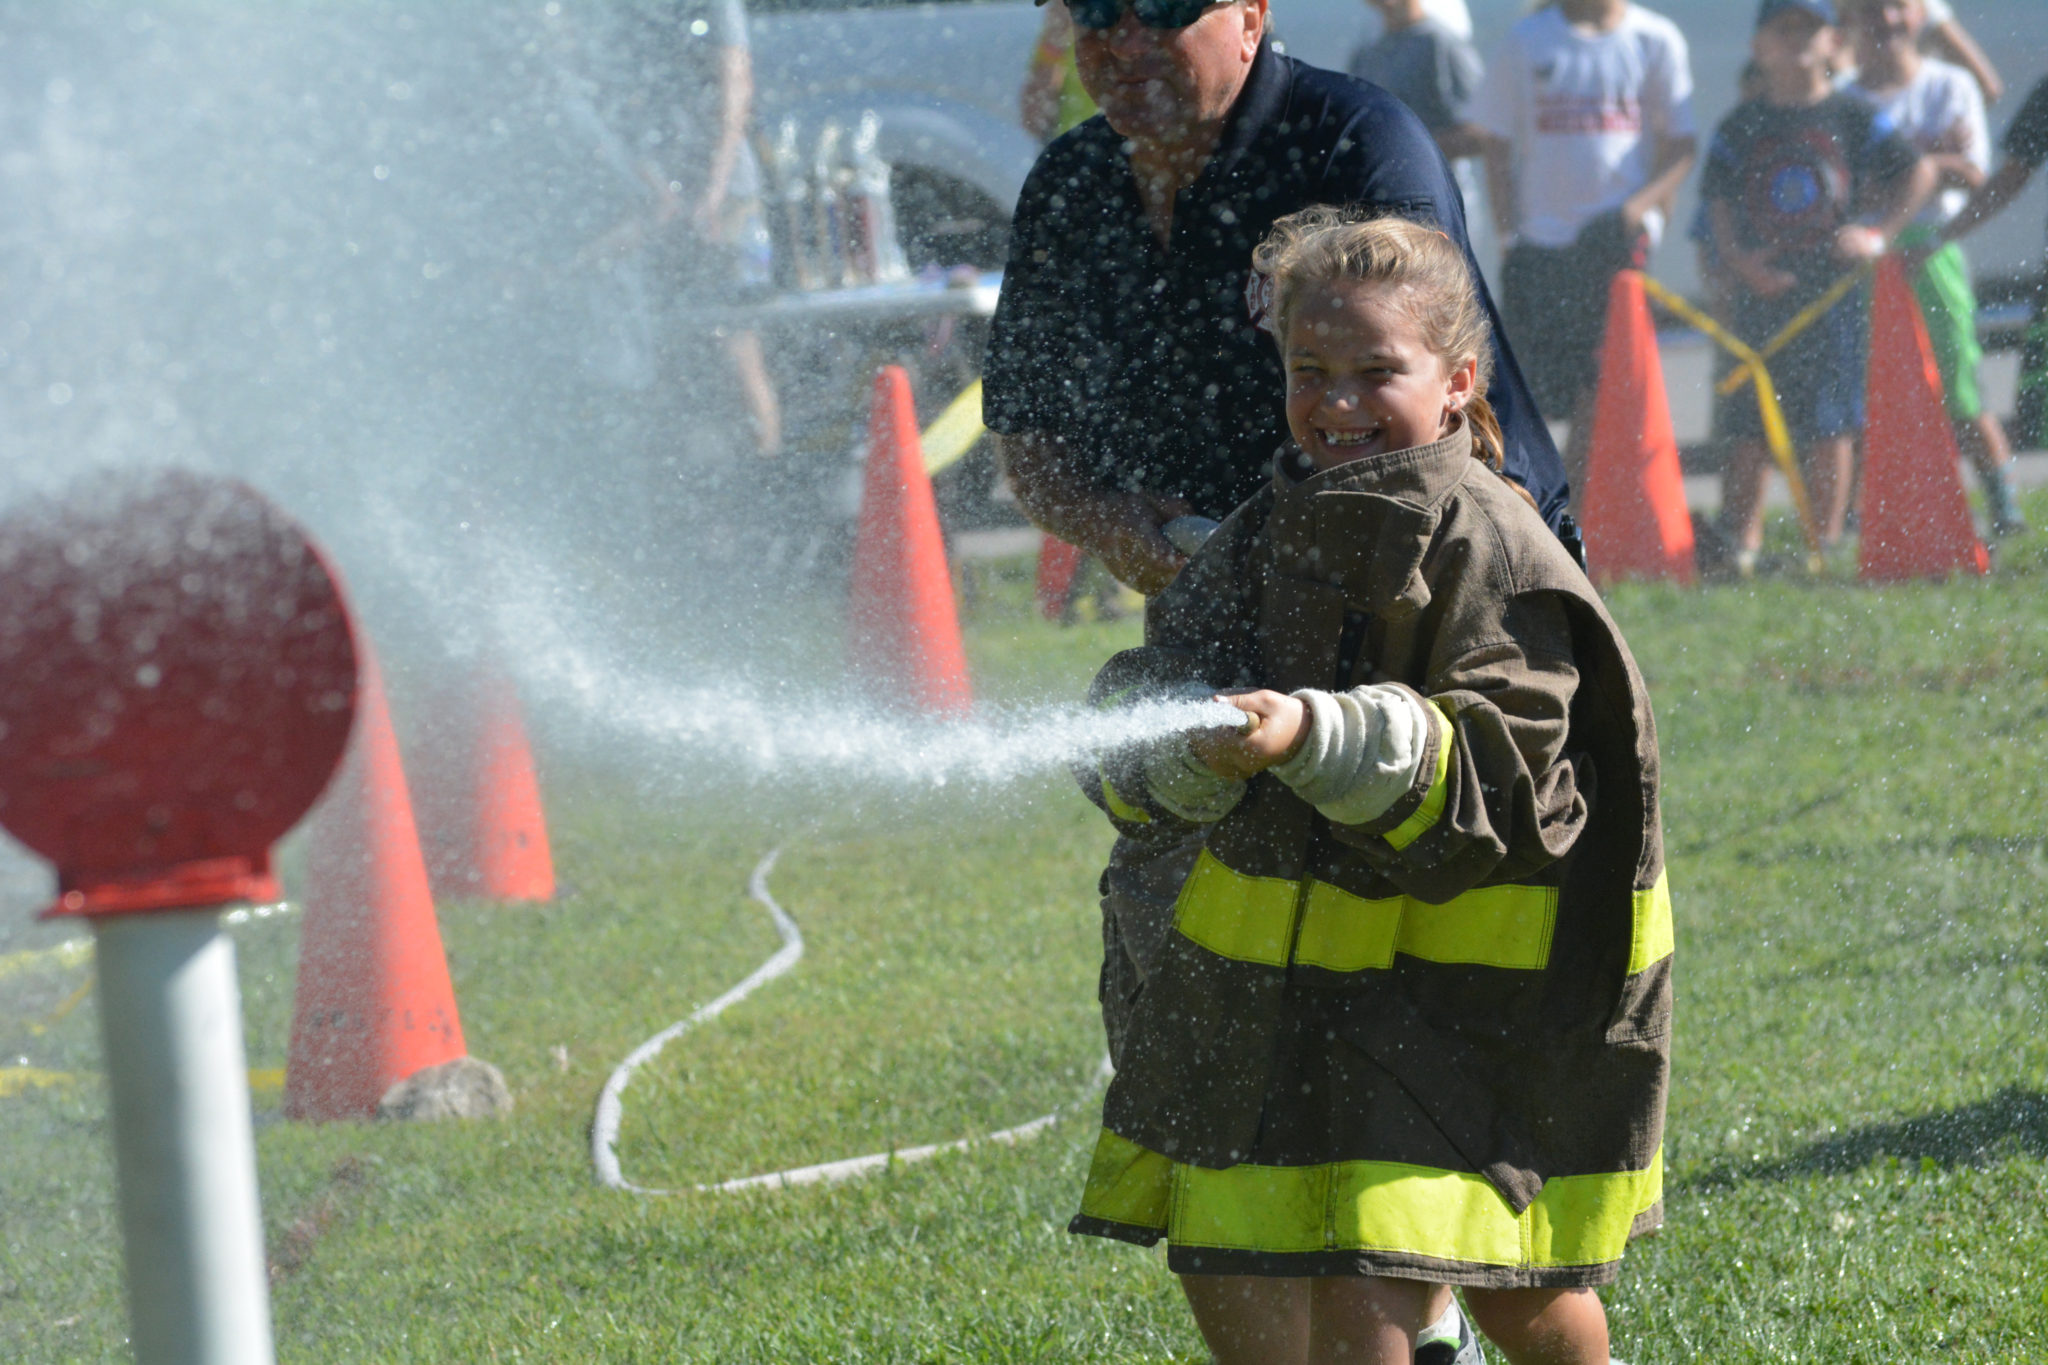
[1715,281,1869,444]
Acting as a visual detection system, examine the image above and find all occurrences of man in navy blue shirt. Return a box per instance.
[982,0,1571,596]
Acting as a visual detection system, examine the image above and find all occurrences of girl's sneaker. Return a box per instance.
[1415,1300,1484,1365]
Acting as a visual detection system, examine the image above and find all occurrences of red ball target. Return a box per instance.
[0,472,358,916]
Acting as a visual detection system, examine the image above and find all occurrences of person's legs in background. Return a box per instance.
[1501,238,1593,489]
[721,328,782,457]
[1718,437,1775,564]
[1501,211,1642,507]
[2016,286,2048,450]
[1805,433,1857,546]
[721,200,783,458]
[1911,237,2024,533]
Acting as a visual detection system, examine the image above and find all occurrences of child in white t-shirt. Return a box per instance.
[1847,0,2023,534]
[1475,0,1697,502]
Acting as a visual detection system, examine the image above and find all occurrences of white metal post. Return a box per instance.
[93,910,276,1365]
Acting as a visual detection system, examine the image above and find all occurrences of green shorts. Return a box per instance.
[1902,231,1984,422]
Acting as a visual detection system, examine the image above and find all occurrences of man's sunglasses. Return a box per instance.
[1063,0,1229,32]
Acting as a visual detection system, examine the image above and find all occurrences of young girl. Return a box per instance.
[1074,211,1670,1365]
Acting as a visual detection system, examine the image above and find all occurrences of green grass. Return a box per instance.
[4,518,2048,1361]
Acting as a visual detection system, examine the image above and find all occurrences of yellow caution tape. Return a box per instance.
[0,1067,76,1098]
[921,378,986,477]
[0,937,93,981]
[1637,274,1824,565]
[0,1065,286,1100]
[1716,264,1874,397]
[29,972,94,1037]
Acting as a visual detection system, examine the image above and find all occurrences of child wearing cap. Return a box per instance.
[1703,0,1936,567]
[1846,0,2025,536]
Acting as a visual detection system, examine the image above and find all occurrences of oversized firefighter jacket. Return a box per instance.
[1071,423,1672,1286]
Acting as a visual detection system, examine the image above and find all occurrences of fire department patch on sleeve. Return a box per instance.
[1246,268,1275,336]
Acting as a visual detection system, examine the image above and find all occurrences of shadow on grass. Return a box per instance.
[1682,1086,2048,1193]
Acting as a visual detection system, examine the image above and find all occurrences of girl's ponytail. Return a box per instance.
[1465,393,1506,471]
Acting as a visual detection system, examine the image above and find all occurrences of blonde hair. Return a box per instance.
[1252,207,1505,469]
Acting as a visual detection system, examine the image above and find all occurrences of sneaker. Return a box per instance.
[1415,1299,1485,1365]
[1987,469,2029,538]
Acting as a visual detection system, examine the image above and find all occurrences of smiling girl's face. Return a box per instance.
[1282,278,1477,472]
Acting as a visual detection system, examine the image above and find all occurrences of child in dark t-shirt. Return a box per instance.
[1703,0,1932,567]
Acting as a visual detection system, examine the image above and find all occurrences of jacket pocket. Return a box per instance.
[1604,872,1674,1044]
[1334,992,1546,1214]
[1604,956,1672,1045]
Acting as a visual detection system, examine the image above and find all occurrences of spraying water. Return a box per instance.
[534,640,1247,789]
[468,529,1239,790]
[0,0,1255,945]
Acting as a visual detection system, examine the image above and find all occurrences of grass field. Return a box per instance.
[4,512,2048,1363]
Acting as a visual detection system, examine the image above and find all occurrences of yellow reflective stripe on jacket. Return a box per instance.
[1078,1128,1173,1231]
[1171,851,1301,966]
[1169,1146,1663,1268]
[1394,882,1557,971]
[1628,871,1674,974]
[1176,850,1557,972]
[1100,777,1151,826]
[1384,701,1454,851]
[1292,880,1401,971]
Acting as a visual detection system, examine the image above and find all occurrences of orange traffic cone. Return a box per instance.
[848,366,973,714]
[418,666,555,903]
[1036,536,1084,621]
[1580,271,1696,585]
[285,649,467,1121]
[1860,255,1990,581]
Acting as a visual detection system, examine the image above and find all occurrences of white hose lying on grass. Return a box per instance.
[590,847,1109,1196]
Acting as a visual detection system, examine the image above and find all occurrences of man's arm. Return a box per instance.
[1480,133,1519,242]
[1430,32,1488,164]
[997,432,1189,596]
[1849,155,1940,256]
[1468,34,1521,241]
[698,45,753,230]
[1928,18,2003,105]
[1711,197,1795,299]
[1623,132,1698,236]
[1434,123,1490,163]
[1021,5,1075,143]
[1941,76,2048,244]
[1626,27,1697,238]
[1942,158,2037,245]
